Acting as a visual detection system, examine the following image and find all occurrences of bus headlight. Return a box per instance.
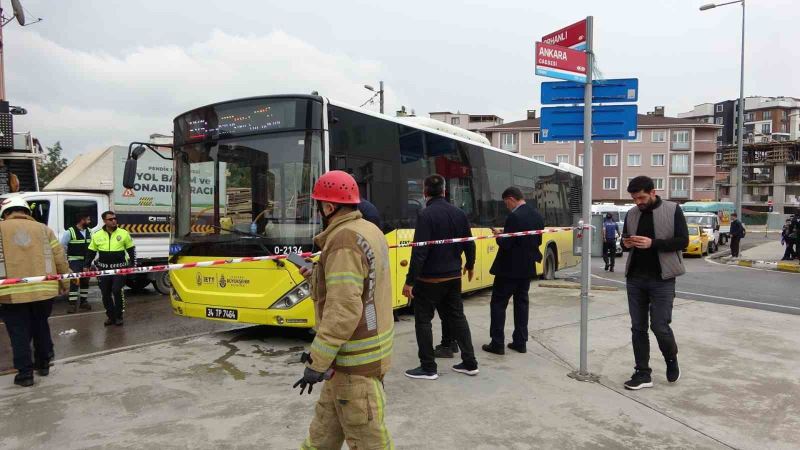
[270,281,311,309]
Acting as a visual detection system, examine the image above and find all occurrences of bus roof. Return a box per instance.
[681,201,735,212]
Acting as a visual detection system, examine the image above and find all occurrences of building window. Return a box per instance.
[556,140,566,144]
[715,104,724,113]
[533,132,542,144]
[651,130,666,142]
[632,131,642,142]
[761,123,771,134]
[603,177,618,190]
[531,155,545,162]
[603,140,618,144]
[654,178,665,190]
[717,129,723,138]
[716,152,723,162]
[501,133,517,151]
[578,154,584,167]
[627,154,641,166]
[673,130,690,143]
[671,154,690,174]
[714,117,723,125]
[451,117,460,125]
[603,154,618,166]
[763,111,771,120]
[652,154,666,166]
[761,137,769,143]
[556,154,569,164]
[670,178,689,197]
[745,112,754,122]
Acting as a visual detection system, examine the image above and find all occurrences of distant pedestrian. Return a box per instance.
[84,211,136,326]
[729,213,745,258]
[602,212,620,272]
[0,196,70,387]
[358,197,382,230]
[790,212,800,260]
[403,174,479,380]
[482,186,544,355]
[621,176,688,390]
[781,219,795,261]
[60,212,93,313]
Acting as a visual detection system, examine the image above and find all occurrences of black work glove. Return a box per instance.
[293,366,326,395]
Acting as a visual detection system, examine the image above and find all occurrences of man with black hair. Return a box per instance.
[60,212,93,313]
[403,174,479,379]
[85,211,136,326]
[729,213,745,258]
[621,175,688,390]
[482,186,544,355]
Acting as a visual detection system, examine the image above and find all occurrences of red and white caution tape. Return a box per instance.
[0,226,590,287]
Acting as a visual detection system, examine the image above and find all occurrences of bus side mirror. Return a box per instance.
[123,158,138,189]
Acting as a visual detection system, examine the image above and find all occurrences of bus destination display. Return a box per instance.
[181,100,298,142]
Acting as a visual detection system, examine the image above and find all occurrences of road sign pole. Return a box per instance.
[571,15,599,383]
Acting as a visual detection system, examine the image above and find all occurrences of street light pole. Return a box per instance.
[363,81,385,114]
[700,0,745,218]
[379,80,384,114]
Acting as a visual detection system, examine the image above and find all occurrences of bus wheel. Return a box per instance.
[153,272,172,295]
[125,275,151,293]
[543,248,556,280]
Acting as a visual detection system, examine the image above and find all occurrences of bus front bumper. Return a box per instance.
[170,294,316,328]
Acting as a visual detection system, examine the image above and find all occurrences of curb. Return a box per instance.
[720,258,800,273]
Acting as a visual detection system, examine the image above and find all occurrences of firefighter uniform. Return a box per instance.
[85,226,136,323]
[61,226,92,310]
[301,209,394,449]
[0,201,70,386]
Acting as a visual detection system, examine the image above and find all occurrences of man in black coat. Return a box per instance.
[483,187,544,355]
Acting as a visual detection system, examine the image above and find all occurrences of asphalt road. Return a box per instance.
[564,235,800,316]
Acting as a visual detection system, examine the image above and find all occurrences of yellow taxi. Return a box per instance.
[684,224,710,257]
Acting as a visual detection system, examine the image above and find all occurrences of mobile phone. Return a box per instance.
[286,253,312,270]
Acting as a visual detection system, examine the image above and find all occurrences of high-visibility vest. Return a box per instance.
[67,226,91,261]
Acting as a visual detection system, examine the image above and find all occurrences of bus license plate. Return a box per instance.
[206,307,238,320]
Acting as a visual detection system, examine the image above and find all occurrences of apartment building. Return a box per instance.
[480,109,721,203]
[679,96,800,146]
[429,111,504,132]
[717,140,800,215]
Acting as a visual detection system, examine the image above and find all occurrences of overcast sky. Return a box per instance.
[6,0,799,158]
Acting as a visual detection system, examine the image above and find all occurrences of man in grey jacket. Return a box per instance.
[621,176,689,390]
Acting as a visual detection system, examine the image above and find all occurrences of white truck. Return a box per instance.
[0,145,172,294]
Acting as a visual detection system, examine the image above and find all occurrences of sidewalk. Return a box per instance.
[718,240,800,273]
[1,284,798,449]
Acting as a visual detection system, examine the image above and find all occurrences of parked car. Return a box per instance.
[684,224,710,257]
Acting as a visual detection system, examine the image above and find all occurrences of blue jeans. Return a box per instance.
[0,299,54,376]
[626,276,678,373]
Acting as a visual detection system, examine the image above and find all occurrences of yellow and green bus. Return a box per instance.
[146,95,581,327]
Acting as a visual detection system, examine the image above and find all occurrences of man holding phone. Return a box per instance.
[621,176,689,391]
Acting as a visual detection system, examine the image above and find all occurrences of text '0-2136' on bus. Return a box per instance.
[123,95,583,328]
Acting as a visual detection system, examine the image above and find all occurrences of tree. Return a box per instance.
[38,141,69,188]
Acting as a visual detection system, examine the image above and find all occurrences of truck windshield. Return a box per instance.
[173,131,323,256]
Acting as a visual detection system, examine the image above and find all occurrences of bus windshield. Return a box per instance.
[173,131,323,256]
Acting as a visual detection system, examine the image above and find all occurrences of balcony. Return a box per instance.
[670,189,689,198]
[786,195,800,205]
[671,167,690,175]
[742,194,772,203]
[671,141,690,151]
[693,164,716,177]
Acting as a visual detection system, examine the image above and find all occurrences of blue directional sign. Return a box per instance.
[540,105,638,141]
[541,78,638,105]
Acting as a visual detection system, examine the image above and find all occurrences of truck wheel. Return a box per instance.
[153,272,172,295]
[125,276,151,293]
[542,247,556,280]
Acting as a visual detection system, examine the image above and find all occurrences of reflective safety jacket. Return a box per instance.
[308,210,394,378]
[0,213,70,304]
[86,226,136,269]
[66,226,91,261]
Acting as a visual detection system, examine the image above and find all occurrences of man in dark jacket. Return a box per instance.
[402,174,478,380]
[482,187,544,355]
[729,213,745,258]
[602,213,620,272]
[357,198,382,230]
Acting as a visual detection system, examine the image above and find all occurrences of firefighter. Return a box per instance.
[84,211,136,326]
[0,196,70,387]
[60,212,93,313]
[294,170,394,449]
